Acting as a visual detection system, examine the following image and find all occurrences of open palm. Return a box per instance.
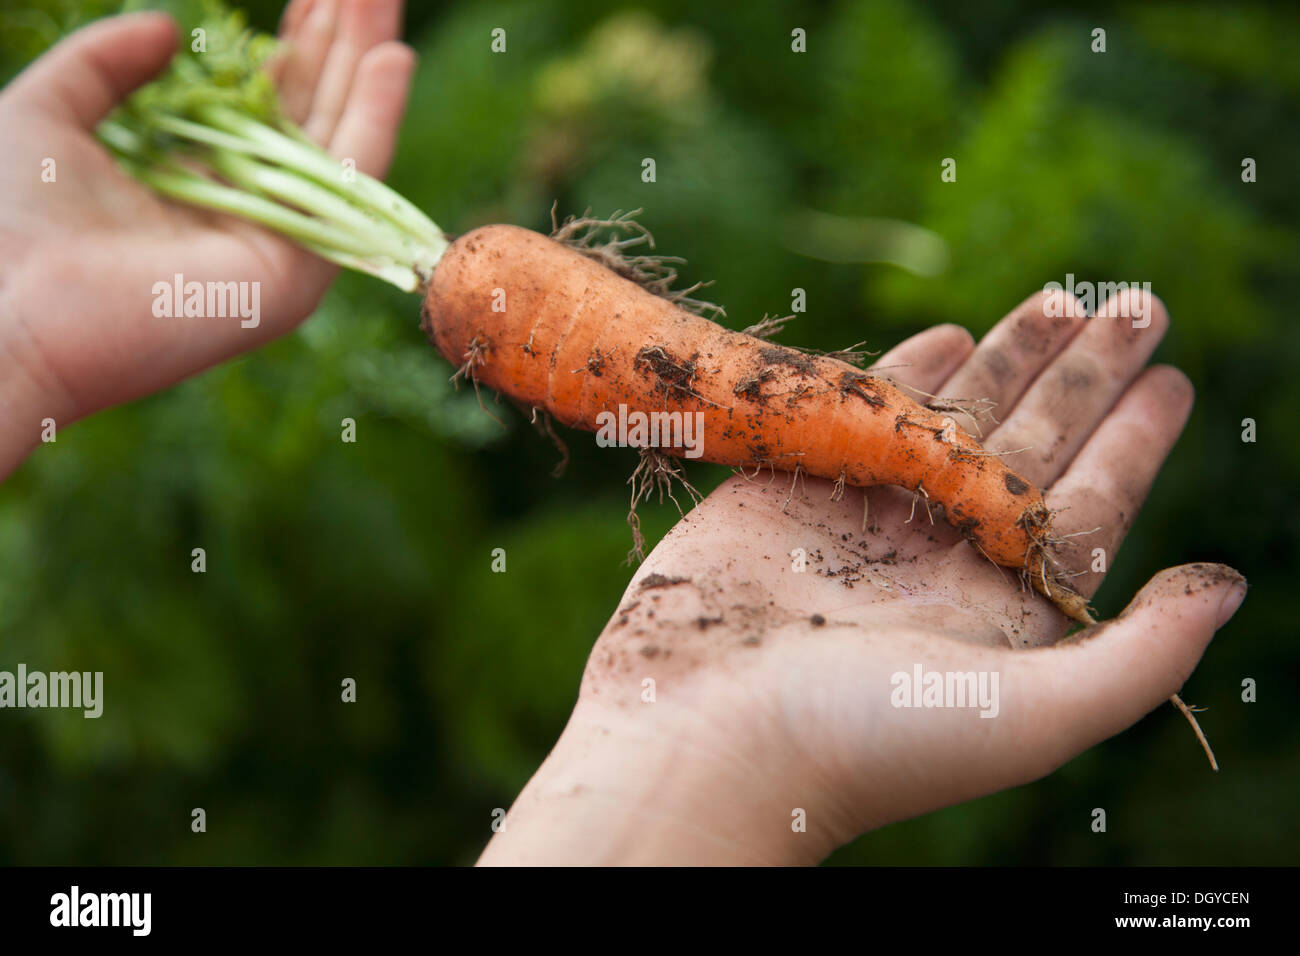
[484,289,1246,865]
[628,287,1192,651]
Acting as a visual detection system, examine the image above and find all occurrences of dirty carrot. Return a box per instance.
[422,224,1090,622]
[97,6,1087,622]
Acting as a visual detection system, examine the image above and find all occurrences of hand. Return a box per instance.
[481,289,1247,865]
[0,0,413,478]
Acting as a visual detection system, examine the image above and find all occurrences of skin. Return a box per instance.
[481,290,1247,865]
[0,0,413,480]
[0,4,1247,868]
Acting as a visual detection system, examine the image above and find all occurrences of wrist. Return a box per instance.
[0,268,80,481]
[478,691,842,866]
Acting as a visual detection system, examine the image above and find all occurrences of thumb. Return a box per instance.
[6,12,177,129]
[1015,563,1246,770]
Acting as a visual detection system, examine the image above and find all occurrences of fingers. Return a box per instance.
[984,289,1171,488]
[274,0,404,144]
[935,290,1086,437]
[5,12,177,128]
[869,324,975,396]
[1044,365,1194,596]
[327,41,415,177]
[1007,564,1245,776]
[302,0,405,144]
[275,0,339,125]
[278,0,316,38]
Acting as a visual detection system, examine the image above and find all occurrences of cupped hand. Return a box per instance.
[482,289,1246,865]
[0,0,412,476]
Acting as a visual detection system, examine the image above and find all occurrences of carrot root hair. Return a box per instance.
[1171,693,1219,772]
[625,447,702,565]
[550,205,724,319]
[529,406,570,478]
[449,334,505,428]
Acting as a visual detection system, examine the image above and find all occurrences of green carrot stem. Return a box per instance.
[119,158,426,292]
[205,151,419,261]
[97,2,449,293]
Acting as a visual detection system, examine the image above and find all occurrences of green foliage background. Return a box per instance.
[0,0,1296,865]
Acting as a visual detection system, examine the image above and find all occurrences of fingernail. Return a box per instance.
[1215,582,1247,630]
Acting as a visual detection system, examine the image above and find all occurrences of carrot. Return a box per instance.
[421,225,1092,624]
[97,9,1089,622]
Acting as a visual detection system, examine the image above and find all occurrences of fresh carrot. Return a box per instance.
[423,225,1092,623]
[96,6,1092,624]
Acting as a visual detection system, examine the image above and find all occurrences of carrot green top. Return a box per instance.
[99,1,446,292]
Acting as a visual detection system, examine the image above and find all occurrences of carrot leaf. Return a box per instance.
[98,0,447,293]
